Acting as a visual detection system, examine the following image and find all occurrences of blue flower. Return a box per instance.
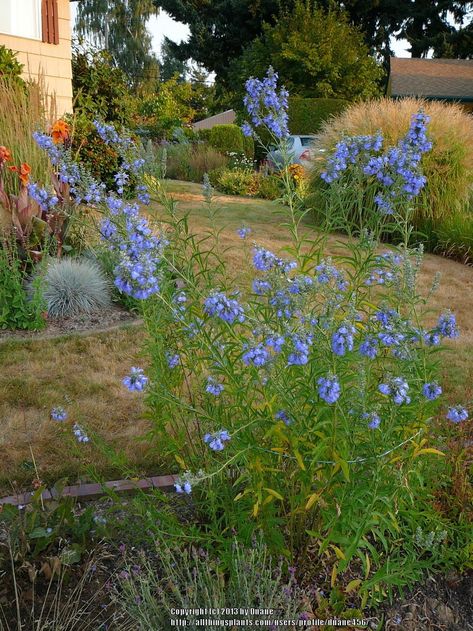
[175,480,192,494]
[123,367,148,392]
[422,382,442,401]
[266,334,285,353]
[288,334,312,366]
[363,412,381,429]
[446,405,468,423]
[166,352,180,369]
[242,343,270,367]
[253,247,279,272]
[317,376,341,404]
[238,226,251,239]
[252,279,272,295]
[50,407,67,422]
[73,423,89,443]
[28,183,59,212]
[275,410,292,426]
[206,377,224,396]
[242,67,289,139]
[204,429,231,451]
[331,324,355,356]
[378,377,410,405]
[204,292,245,324]
[360,336,379,359]
[437,311,459,339]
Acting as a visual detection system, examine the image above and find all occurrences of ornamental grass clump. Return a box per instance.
[313,97,473,226]
[36,257,111,317]
[31,68,471,605]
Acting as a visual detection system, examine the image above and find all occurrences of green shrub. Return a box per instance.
[314,97,473,225]
[213,168,257,196]
[35,257,111,317]
[0,45,24,86]
[257,173,282,200]
[195,128,212,143]
[209,124,244,154]
[289,97,349,134]
[165,143,228,183]
[242,134,255,160]
[0,240,45,330]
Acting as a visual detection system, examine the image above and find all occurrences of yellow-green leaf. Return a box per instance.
[263,488,284,501]
[252,501,259,517]
[294,449,306,471]
[364,553,371,580]
[345,579,362,593]
[414,448,445,457]
[331,545,346,560]
[331,564,338,588]
[305,492,322,511]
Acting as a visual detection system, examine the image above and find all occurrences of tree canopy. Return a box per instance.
[229,2,383,102]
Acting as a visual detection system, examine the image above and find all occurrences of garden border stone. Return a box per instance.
[0,473,178,506]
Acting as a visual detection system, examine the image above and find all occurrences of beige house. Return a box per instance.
[193,109,237,131]
[0,0,73,115]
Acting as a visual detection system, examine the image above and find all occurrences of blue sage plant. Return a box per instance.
[33,71,469,604]
[316,111,433,241]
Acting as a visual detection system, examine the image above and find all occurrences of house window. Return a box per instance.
[0,0,43,40]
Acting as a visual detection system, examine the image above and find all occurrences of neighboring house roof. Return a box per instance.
[193,109,236,130]
[389,57,473,102]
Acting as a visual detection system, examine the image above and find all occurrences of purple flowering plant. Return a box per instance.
[31,71,470,598]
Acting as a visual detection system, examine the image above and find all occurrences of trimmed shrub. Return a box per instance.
[288,97,349,134]
[314,97,473,224]
[0,45,24,86]
[36,258,111,317]
[243,134,255,160]
[209,124,244,154]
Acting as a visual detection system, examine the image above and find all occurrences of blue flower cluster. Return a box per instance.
[378,377,410,405]
[275,410,292,426]
[422,382,442,401]
[318,376,341,404]
[253,246,296,273]
[204,429,231,451]
[363,411,381,430]
[447,405,468,423]
[238,226,251,239]
[50,407,67,422]
[166,352,180,369]
[332,324,355,356]
[204,292,245,324]
[28,183,59,212]
[321,111,432,214]
[174,479,192,494]
[288,334,313,366]
[206,376,224,396]
[101,198,167,299]
[242,67,289,139]
[123,367,149,392]
[73,423,89,443]
[242,343,270,367]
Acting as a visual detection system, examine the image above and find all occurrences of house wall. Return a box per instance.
[0,0,72,115]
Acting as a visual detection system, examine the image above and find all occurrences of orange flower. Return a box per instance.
[9,162,31,185]
[0,146,11,163]
[51,119,70,144]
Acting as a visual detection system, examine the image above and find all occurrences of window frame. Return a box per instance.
[0,0,43,42]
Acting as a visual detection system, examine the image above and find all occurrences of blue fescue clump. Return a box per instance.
[34,258,111,317]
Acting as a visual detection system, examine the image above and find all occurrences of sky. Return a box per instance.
[70,5,412,59]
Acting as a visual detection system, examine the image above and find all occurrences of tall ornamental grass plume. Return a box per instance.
[31,74,471,607]
[311,97,473,225]
[33,257,111,317]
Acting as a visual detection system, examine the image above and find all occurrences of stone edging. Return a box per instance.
[0,474,178,506]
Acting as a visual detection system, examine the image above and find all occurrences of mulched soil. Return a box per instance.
[0,304,141,342]
[376,571,473,630]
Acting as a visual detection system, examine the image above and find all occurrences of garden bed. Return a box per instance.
[0,304,140,342]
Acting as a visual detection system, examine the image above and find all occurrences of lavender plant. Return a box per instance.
[31,71,470,603]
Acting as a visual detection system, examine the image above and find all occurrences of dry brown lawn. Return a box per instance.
[1,179,472,493]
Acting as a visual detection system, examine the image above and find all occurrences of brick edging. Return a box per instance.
[0,474,178,507]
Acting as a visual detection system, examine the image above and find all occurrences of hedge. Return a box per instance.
[288,97,349,134]
[209,124,244,154]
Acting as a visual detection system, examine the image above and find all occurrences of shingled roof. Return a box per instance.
[389,57,473,102]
